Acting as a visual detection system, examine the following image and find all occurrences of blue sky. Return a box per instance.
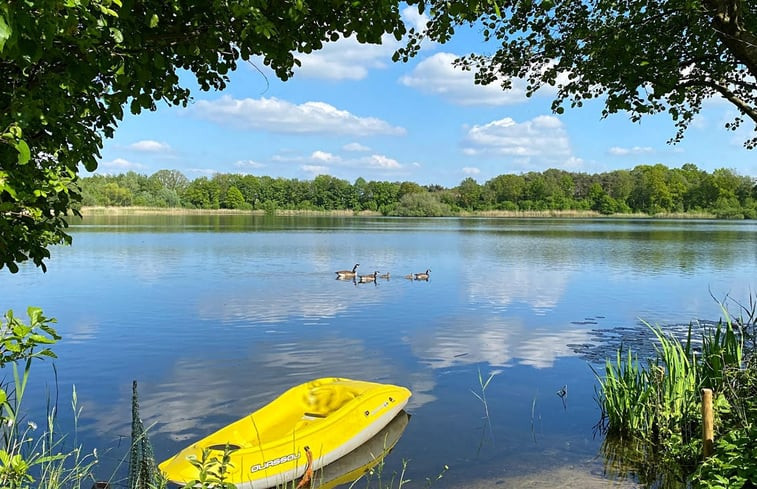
[95,8,756,188]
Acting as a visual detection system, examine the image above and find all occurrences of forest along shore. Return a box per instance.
[77,206,716,219]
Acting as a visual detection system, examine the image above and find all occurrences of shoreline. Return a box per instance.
[77,206,717,219]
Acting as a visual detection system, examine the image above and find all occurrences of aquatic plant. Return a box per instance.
[471,368,497,450]
[470,368,496,422]
[0,308,98,489]
[593,345,654,436]
[182,447,236,489]
[595,298,753,486]
[691,302,757,489]
[128,381,162,489]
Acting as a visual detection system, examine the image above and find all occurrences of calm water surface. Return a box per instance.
[2,216,756,488]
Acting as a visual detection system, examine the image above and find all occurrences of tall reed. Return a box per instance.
[593,346,653,436]
[594,310,747,481]
[594,314,743,440]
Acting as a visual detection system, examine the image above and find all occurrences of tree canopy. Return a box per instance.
[400,0,757,146]
[78,165,757,219]
[0,0,409,272]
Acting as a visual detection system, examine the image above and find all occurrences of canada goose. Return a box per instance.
[358,271,379,283]
[413,269,431,280]
[335,263,359,278]
[379,272,391,279]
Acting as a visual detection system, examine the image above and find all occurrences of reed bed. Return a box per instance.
[595,314,743,439]
[593,306,748,485]
[79,206,379,217]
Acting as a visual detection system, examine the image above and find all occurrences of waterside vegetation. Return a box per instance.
[79,164,757,219]
[594,298,757,488]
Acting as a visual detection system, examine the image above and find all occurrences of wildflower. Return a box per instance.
[27,421,37,430]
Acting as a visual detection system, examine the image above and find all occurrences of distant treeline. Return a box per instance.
[79,164,757,219]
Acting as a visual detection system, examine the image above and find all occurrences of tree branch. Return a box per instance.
[705,80,757,124]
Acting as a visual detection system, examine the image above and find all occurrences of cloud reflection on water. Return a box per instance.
[406,316,594,369]
[82,335,436,446]
[465,264,570,314]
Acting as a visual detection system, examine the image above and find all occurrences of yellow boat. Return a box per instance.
[310,410,410,489]
[158,377,412,489]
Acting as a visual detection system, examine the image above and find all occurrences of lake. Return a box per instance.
[2,215,756,488]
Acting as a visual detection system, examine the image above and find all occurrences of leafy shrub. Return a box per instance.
[391,193,451,217]
[693,426,757,488]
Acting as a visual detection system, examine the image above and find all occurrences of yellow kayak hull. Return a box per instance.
[311,410,410,489]
[158,377,411,489]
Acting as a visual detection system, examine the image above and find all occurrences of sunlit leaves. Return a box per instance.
[2,0,410,273]
[0,307,60,367]
[0,14,10,51]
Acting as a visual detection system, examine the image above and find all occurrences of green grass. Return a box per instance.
[594,299,751,486]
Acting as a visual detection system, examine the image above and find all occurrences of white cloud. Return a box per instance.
[192,96,406,136]
[563,156,586,169]
[364,154,401,169]
[128,140,171,153]
[462,116,572,163]
[400,53,570,106]
[608,146,654,156]
[99,158,146,170]
[271,149,409,176]
[293,36,395,80]
[400,52,530,106]
[311,150,340,163]
[290,7,430,80]
[234,159,265,169]
[186,168,219,176]
[302,165,329,175]
[401,5,430,34]
[343,142,371,152]
[462,167,480,175]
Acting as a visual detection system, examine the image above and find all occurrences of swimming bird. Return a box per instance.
[413,269,431,280]
[358,271,379,283]
[379,272,391,280]
[335,263,359,279]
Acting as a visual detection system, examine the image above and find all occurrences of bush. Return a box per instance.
[390,193,451,217]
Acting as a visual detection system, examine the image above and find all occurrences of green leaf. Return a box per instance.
[149,13,159,28]
[15,140,30,164]
[110,27,123,43]
[0,14,10,52]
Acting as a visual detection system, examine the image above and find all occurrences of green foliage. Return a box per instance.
[1,0,412,273]
[223,186,247,210]
[593,347,652,436]
[595,302,754,486]
[129,381,161,489]
[0,308,99,489]
[77,165,756,220]
[183,447,237,489]
[1,307,59,367]
[391,192,450,217]
[693,426,757,489]
[403,0,757,147]
[471,368,496,420]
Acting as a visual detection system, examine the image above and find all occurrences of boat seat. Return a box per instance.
[304,387,357,416]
